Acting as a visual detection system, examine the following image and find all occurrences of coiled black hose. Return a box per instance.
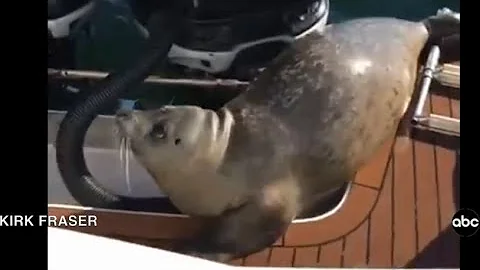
[55,12,181,213]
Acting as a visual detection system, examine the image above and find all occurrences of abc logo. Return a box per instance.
[451,208,480,237]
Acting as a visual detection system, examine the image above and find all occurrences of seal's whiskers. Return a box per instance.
[119,137,132,194]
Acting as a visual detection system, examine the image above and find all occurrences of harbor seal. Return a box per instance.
[116,9,459,262]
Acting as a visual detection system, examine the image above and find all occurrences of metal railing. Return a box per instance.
[411,45,460,137]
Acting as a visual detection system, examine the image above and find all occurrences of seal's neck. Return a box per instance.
[221,101,294,162]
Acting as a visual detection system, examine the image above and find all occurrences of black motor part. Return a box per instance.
[132,0,328,75]
[176,0,327,52]
[48,0,91,19]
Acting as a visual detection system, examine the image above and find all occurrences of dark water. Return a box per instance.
[329,0,459,22]
[51,0,460,110]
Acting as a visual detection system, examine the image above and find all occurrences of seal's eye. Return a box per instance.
[149,123,166,140]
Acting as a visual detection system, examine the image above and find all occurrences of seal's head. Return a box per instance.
[422,8,460,43]
[115,105,235,181]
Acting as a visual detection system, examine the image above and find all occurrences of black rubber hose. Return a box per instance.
[55,12,182,213]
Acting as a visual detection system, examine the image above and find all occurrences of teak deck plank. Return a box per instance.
[244,248,273,266]
[368,160,393,267]
[269,248,295,267]
[342,219,369,266]
[413,133,440,258]
[392,136,417,267]
[317,240,344,267]
[293,247,320,267]
[48,63,460,268]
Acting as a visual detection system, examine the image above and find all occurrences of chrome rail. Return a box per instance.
[411,45,460,137]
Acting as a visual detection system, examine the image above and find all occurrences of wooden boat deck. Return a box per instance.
[49,61,460,268]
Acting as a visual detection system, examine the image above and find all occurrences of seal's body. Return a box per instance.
[116,10,459,263]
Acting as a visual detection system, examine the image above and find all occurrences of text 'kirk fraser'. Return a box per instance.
[0,215,98,227]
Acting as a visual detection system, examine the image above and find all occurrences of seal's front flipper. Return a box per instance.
[178,194,294,263]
